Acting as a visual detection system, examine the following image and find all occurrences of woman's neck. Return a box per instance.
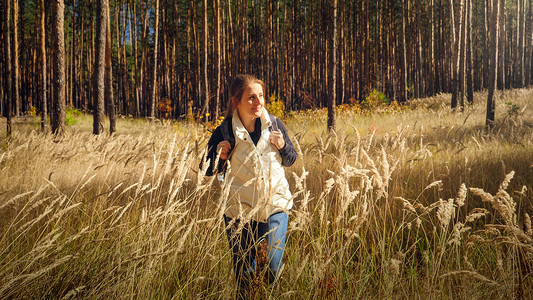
[239,114,258,133]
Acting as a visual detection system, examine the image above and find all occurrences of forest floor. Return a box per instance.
[0,88,532,299]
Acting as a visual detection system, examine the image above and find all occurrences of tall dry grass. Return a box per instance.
[0,89,532,299]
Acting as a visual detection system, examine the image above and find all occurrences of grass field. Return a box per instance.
[1,89,532,299]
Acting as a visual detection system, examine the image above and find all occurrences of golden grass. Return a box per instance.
[0,88,532,299]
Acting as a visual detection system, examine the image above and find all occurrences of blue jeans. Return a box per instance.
[224,212,288,295]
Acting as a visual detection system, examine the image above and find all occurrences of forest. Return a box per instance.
[1,0,532,133]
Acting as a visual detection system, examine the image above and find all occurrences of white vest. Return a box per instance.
[224,108,293,222]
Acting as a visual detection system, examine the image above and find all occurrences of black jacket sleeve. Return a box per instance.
[273,117,298,167]
[203,118,235,176]
[204,125,226,176]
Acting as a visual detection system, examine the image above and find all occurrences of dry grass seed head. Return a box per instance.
[525,213,532,236]
[437,198,455,229]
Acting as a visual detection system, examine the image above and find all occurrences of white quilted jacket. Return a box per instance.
[224,108,293,222]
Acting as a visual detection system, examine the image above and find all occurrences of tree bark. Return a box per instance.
[517,0,526,87]
[121,1,129,116]
[150,0,160,119]
[78,5,84,111]
[69,0,77,108]
[486,0,501,127]
[114,4,122,115]
[416,0,423,97]
[430,0,436,94]
[401,0,408,101]
[87,1,95,113]
[40,0,47,131]
[5,0,12,136]
[202,0,209,122]
[466,0,474,104]
[105,0,115,133]
[93,0,106,135]
[132,0,140,117]
[13,0,20,116]
[52,0,66,137]
[327,0,337,132]
[459,0,466,108]
[483,0,489,89]
[214,0,221,122]
[499,2,506,90]
[451,0,464,109]
[140,3,148,116]
[529,0,533,86]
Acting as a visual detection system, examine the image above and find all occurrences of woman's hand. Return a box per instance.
[217,140,232,160]
[270,130,285,150]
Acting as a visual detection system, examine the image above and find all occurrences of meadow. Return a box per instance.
[0,89,532,299]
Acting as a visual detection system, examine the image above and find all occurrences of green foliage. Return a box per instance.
[505,101,521,118]
[65,108,81,126]
[266,94,285,118]
[361,89,390,110]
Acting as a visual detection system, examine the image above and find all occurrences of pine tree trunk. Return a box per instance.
[73,0,79,109]
[527,0,533,86]
[416,0,423,97]
[19,0,28,113]
[459,0,466,108]
[202,0,209,122]
[451,0,464,109]
[87,2,95,113]
[500,3,506,90]
[487,0,501,127]
[40,0,47,131]
[363,0,369,96]
[214,0,221,122]
[69,0,76,109]
[114,4,122,115]
[327,0,337,132]
[132,0,140,117]
[162,6,169,101]
[52,0,66,137]
[150,0,160,119]
[93,0,106,135]
[122,1,129,115]
[483,0,489,89]
[105,0,115,133]
[522,0,527,87]
[466,0,474,104]
[140,3,148,116]
[186,1,192,119]
[5,0,12,136]
[78,9,84,111]
[195,1,201,113]
[195,2,201,112]
[431,0,437,94]
[13,0,20,116]
[401,0,408,101]
[1,4,4,119]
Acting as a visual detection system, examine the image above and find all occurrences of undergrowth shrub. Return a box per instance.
[266,94,285,118]
[65,108,82,126]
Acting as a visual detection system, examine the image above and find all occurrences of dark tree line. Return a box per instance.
[1,0,531,135]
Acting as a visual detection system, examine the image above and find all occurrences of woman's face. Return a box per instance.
[236,83,264,121]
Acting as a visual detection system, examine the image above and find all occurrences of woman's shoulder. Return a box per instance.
[269,114,286,128]
[214,117,234,144]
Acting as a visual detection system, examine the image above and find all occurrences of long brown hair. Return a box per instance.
[225,74,265,119]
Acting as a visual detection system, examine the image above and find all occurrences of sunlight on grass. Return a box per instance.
[0,89,532,298]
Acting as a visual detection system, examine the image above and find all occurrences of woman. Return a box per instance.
[205,74,297,297]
